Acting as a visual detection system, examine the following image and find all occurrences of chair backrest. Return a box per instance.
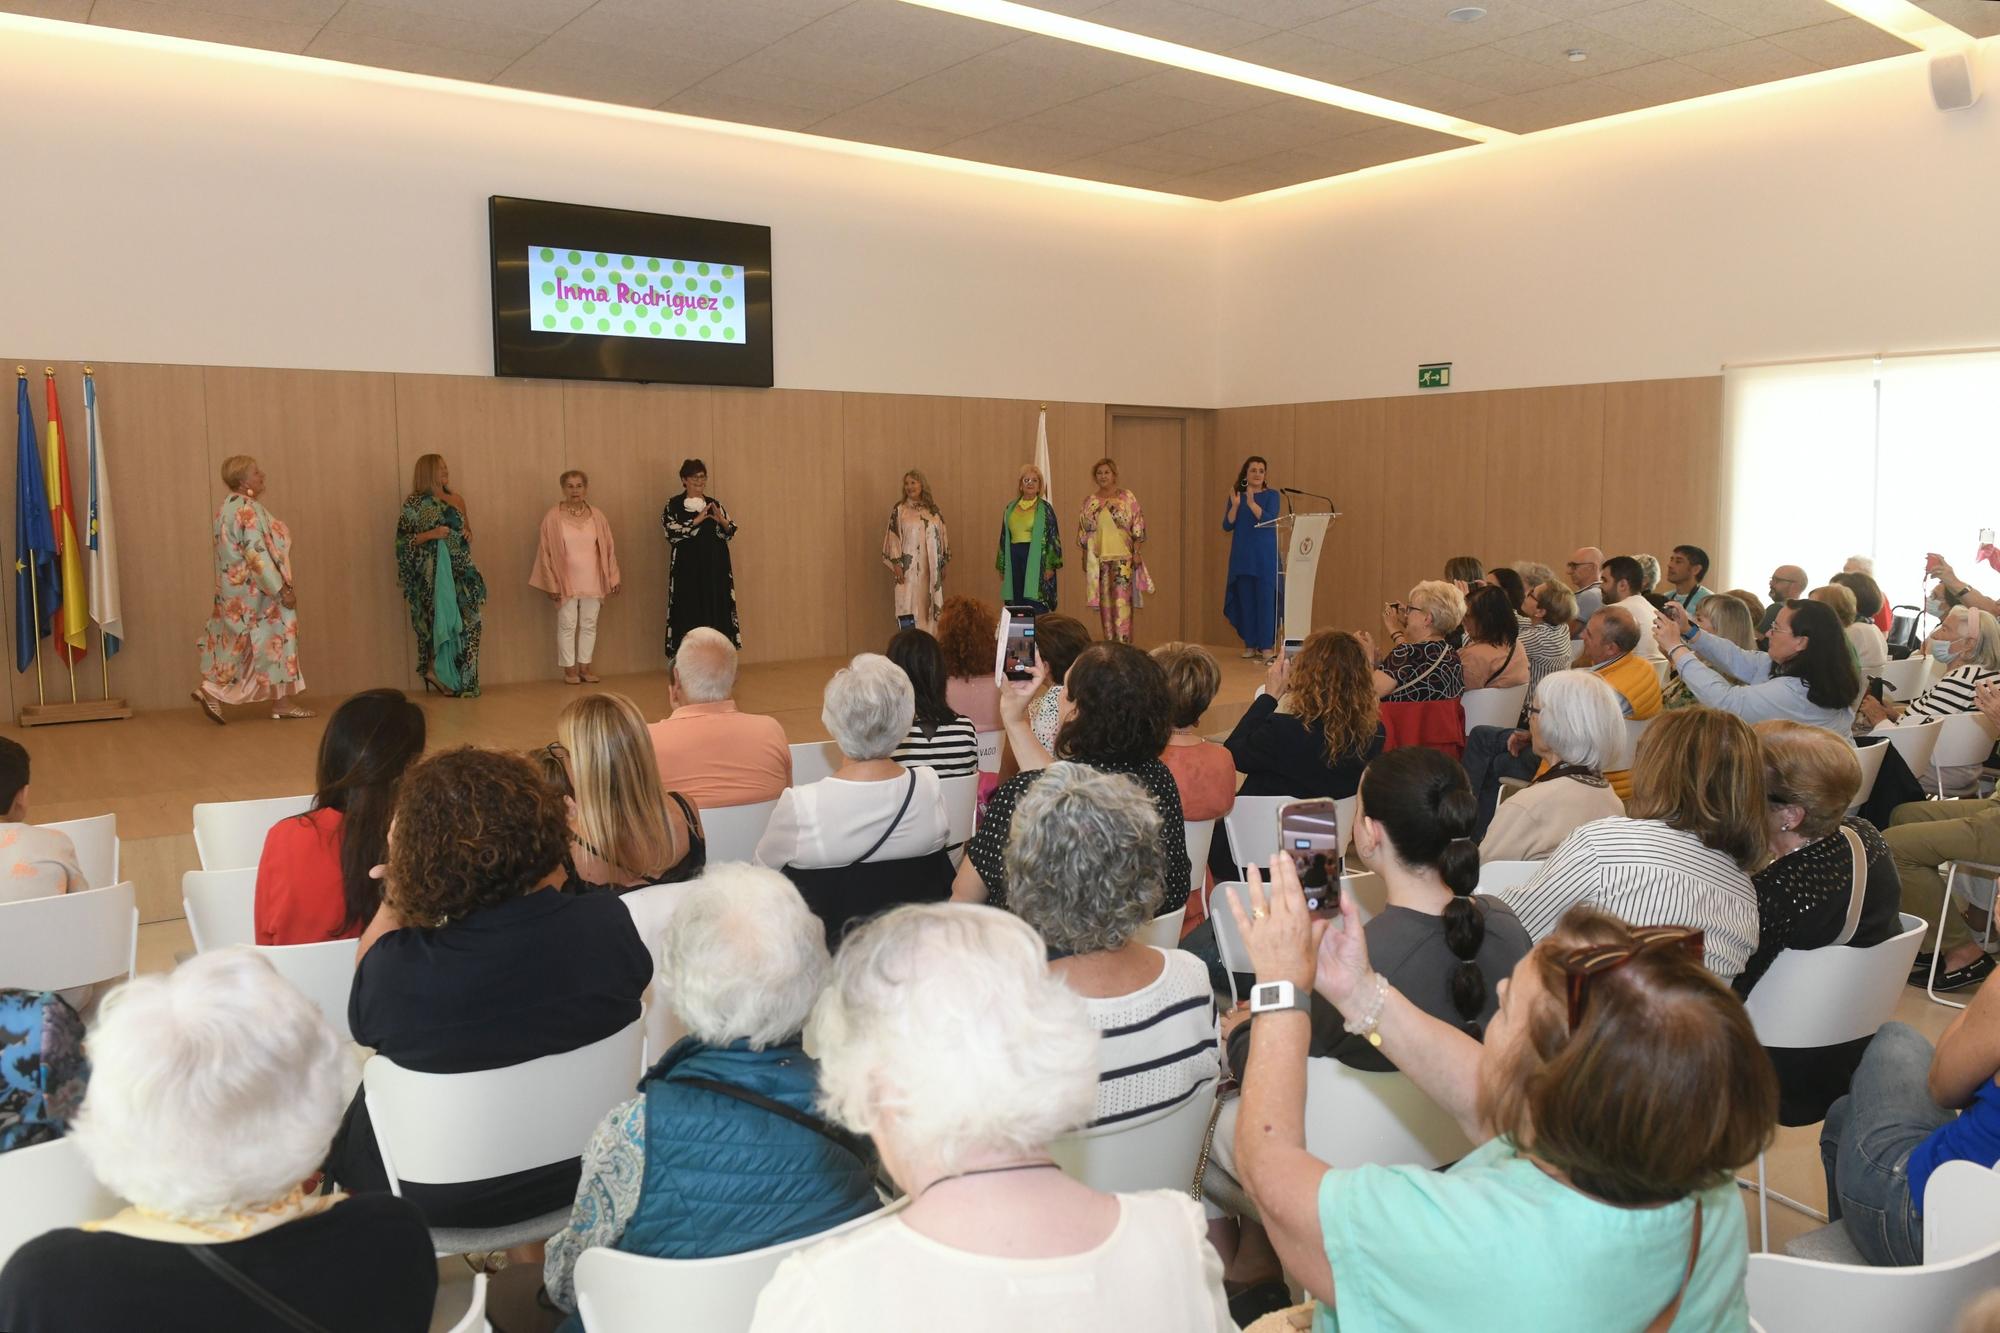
[1605,715,1652,772]
[252,938,358,1042]
[191,794,314,871]
[1476,860,1544,895]
[939,773,978,861]
[1881,719,1943,785]
[975,729,1002,774]
[574,1205,893,1333]
[36,813,118,890]
[0,1137,123,1271]
[1934,711,2000,779]
[699,799,781,864]
[1876,654,1932,701]
[1746,1240,2000,1333]
[442,1273,489,1333]
[1137,906,1185,950]
[1301,1057,1474,1170]
[0,881,137,993]
[1222,796,1291,873]
[1849,738,1889,815]
[1460,683,1529,732]
[1211,880,1252,981]
[361,1019,644,1189]
[788,741,840,787]
[182,867,260,953]
[1924,1160,2000,1265]
[1048,1085,1215,1194]
[1650,657,1672,686]
[1744,913,1927,1048]
[1183,817,1216,872]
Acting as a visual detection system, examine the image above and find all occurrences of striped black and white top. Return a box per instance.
[1083,948,1219,1128]
[1522,622,1574,700]
[1487,816,1759,982]
[1903,663,2000,723]
[891,716,979,778]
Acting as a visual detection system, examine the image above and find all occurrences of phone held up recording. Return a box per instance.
[1279,798,1343,919]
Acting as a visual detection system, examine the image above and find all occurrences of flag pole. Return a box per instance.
[46,369,76,704]
[17,367,44,707]
[85,367,108,703]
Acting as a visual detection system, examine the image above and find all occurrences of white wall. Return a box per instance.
[1218,37,2000,405]
[0,16,1216,406]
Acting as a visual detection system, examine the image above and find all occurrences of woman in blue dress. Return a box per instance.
[1222,455,1279,660]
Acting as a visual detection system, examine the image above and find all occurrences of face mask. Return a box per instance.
[1931,639,1957,665]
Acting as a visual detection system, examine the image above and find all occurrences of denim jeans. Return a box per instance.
[1820,1022,1956,1266]
[1462,724,1539,838]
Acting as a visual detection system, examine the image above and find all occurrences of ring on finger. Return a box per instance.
[1251,907,1267,921]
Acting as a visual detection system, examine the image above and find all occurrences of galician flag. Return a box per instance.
[43,375,88,665]
[1035,406,1054,514]
[12,378,58,673]
[83,376,122,656]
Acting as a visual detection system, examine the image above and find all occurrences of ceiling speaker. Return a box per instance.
[1930,50,1980,112]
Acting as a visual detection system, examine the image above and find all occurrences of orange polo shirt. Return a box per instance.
[648,700,792,810]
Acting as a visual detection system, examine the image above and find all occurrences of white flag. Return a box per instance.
[83,376,123,654]
[1035,407,1054,514]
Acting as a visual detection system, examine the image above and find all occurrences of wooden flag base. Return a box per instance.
[19,697,132,727]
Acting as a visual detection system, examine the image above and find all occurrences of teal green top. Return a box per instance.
[1312,1137,1748,1332]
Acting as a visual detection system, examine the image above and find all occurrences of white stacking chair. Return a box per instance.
[1301,1058,1472,1170]
[939,772,978,866]
[574,1204,894,1333]
[36,813,118,890]
[1848,738,1889,814]
[363,1019,645,1256]
[1926,1159,2000,1264]
[1926,861,2000,1011]
[788,741,839,787]
[1649,656,1672,687]
[253,938,357,1041]
[1931,712,1999,798]
[182,867,259,953]
[1049,1084,1216,1195]
[0,880,137,993]
[1211,877,1368,1001]
[1460,684,1528,732]
[1222,796,1289,874]
[0,1137,123,1271]
[1881,719,1943,792]
[442,1272,489,1333]
[1605,715,1652,772]
[975,729,1002,775]
[1183,817,1216,874]
[1741,912,1927,1249]
[1875,654,1932,702]
[1137,905,1186,949]
[699,798,781,864]
[192,793,313,871]
[1476,859,1544,895]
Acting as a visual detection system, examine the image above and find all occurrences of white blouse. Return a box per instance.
[752,769,949,870]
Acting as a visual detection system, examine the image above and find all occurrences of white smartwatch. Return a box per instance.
[1249,980,1312,1016]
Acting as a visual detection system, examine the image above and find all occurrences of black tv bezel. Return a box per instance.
[488,195,773,388]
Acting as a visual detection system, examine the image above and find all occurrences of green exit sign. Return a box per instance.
[1418,362,1452,389]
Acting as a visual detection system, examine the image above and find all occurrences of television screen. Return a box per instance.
[489,195,773,387]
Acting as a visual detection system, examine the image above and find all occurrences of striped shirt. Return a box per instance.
[891,716,979,778]
[1522,622,1574,701]
[1488,816,1759,981]
[1082,948,1219,1127]
[1903,663,2000,723]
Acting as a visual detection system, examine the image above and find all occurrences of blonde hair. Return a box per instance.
[1151,642,1221,729]
[1406,580,1467,635]
[411,453,446,496]
[558,692,679,883]
[219,455,258,491]
[1809,584,1858,628]
[899,469,938,514]
[1696,594,1755,651]
[1091,457,1118,482]
[1015,463,1046,498]
[1756,720,1862,842]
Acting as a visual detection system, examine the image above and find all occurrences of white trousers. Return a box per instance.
[557,596,602,668]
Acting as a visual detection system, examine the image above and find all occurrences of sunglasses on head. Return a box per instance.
[1557,926,1705,1034]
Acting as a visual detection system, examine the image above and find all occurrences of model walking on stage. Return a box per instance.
[396,453,487,697]
[193,454,312,724]
[1222,454,1278,661]
[994,462,1061,613]
[530,470,621,684]
[1078,457,1152,643]
[663,457,738,658]
[883,469,950,632]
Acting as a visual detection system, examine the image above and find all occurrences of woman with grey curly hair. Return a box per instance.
[1009,763,1219,1128]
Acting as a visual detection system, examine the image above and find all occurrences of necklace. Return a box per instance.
[915,1160,1060,1199]
[561,500,590,517]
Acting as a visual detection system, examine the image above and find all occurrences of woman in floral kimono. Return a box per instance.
[192,455,311,724]
[883,470,950,632]
[994,463,1061,613]
[1077,458,1152,643]
[396,453,487,697]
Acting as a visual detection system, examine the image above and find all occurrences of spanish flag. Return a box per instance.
[43,375,87,665]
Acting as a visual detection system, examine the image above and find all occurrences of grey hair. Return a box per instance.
[1406,579,1467,634]
[809,904,1098,1174]
[1530,670,1626,772]
[72,949,345,1219]
[1843,555,1875,577]
[1634,553,1661,591]
[673,628,739,703]
[1950,608,2000,672]
[1512,560,1555,589]
[663,863,828,1049]
[1594,606,1640,654]
[823,653,916,761]
[1007,763,1165,955]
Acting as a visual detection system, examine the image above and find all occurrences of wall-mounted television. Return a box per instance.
[489,195,773,387]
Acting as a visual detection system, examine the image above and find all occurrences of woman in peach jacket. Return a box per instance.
[530,469,622,684]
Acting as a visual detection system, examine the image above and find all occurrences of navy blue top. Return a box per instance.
[1222,489,1279,581]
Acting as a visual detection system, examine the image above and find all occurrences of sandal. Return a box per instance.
[191,690,225,726]
[270,703,317,721]
[579,666,601,683]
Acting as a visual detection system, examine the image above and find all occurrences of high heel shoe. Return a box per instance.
[420,672,460,698]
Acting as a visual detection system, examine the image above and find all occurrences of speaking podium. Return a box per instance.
[1259,502,1337,643]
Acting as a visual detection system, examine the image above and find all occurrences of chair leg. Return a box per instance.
[1758,1152,1769,1254]
[1930,865,1971,1011]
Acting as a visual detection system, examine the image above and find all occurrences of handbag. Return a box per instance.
[1833,823,1869,947]
[180,1245,335,1333]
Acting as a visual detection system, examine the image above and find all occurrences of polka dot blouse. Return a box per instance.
[967,757,1192,913]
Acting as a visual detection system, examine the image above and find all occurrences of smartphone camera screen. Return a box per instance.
[1279,799,1342,916]
[1002,620,1038,681]
[1283,637,1305,660]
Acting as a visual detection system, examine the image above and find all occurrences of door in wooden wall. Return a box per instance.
[1104,410,1187,648]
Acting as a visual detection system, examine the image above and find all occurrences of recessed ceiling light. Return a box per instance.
[1822,0,1975,51]
[1565,48,1587,62]
[1446,6,1487,21]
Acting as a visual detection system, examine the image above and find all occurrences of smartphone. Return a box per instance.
[1867,676,1889,702]
[1279,798,1343,917]
[1283,637,1305,660]
[995,606,1039,683]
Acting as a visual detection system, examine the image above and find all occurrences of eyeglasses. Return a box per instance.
[1557,926,1705,1034]
[1526,704,1542,717]
[542,741,569,760]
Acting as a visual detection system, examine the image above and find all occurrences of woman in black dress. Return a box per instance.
[662,457,739,657]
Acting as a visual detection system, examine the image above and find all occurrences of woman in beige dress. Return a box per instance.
[883,470,949,633]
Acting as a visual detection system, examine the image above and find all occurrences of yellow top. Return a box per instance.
[1007,497,1038,544]
[1095,505,1129,560]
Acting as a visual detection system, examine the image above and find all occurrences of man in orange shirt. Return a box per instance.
[648,628,791,810]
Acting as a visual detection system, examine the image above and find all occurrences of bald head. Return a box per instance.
[1769,565,1808,605]
[672,627,739,704]
[1566,547,1603,588]
[1583,606,1639,664]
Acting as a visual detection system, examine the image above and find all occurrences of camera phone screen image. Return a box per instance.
[1280,800,1343,914]
[1002,621,1037,681]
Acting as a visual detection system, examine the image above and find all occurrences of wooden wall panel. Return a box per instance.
[1208,406,1295,645]
[1601,377,1724,583]
[840,393,936,657]
[1483,384,1605,580]
[1379,391,1491,600]
[1295,397,1386,639]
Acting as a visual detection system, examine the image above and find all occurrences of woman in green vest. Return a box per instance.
[994,463,1061,613]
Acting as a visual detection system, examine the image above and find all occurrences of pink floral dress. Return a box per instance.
[198,493,305,704]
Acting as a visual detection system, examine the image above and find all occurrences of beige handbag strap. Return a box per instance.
[1643,1200,1704,1333]
[1834,824,1868,947]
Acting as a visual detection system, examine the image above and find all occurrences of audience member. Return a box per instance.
[330,747,653,1227]
[1737,721,1903,1125]
[1662,544,1714,612]
[1151,642,1236,822]
[1634,552,1663,596]
[1009,764,1217,1125]
[0,989,85,1152]
[257,689,425,944]
[1028,614,1093,752]
[1832,569,1890,640]
[1225,630,1383,801]
[1859,607,2000,737]
[1811,582,1886,672]
[649,627,791,808]
[558,692,703,890]
[1660,598,1860,735]
[749,904,1234,1332]
[1457,585,1527,690]
[1485,565,1526,615]
[1761,565,1809,637]
[1479,671,1626,864]
[0,951,438,1332]
[1598,555,1664,663]
[936,596,1002,734]
[1728,587,1768,626]
[0,737,82,907]
[1929,554,2000,617]
[886,627,978,777]
[1519,580,1575,700]
[1371,580,1466,701]
[1564,546,1605,632]
[1510,559,1554,592]
[958,643,1191,911]
[1229,864,1773,1330]
[1493,708,1765,980]
[1886,683,2000,991]
[1662,594,1756,711]
[1443,555,1484,587]
[543,866,878,1327]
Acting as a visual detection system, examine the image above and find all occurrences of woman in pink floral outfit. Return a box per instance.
[192,455,311,724]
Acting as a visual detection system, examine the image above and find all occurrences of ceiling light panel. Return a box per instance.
[1823,0,1975,50]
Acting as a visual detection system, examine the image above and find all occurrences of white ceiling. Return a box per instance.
[14,0,1999,198]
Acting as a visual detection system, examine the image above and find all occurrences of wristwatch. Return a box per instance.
[1249,980,1312,1017]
